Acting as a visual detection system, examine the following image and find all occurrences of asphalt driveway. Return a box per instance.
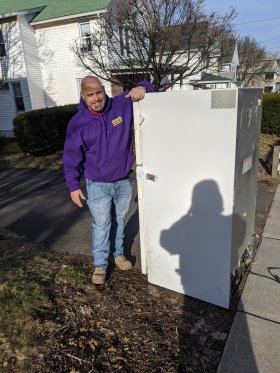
[0,167,276,270]
[0,168,140,264]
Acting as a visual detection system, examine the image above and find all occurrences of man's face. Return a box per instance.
[81,79,106,112]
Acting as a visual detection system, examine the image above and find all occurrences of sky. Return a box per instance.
[204,0,280,55]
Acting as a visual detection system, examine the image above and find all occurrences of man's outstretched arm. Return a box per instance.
[125,81,154,102]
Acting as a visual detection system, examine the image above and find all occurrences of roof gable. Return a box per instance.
[0,0,111,22]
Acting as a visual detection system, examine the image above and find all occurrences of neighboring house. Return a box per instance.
[275,59,280,92]
[0,0,112,137]
[235,51,279,91]
[262,54,279,92]
[245,52,279,92]
[190,72,234,90]
[188,44,239,90]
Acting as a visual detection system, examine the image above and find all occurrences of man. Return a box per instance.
[63,76,153,285]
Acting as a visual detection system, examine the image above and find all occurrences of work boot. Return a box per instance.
[115,255,132,270]
[92,267,106,285]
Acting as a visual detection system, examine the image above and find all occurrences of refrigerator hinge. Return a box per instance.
[138,111,145,126]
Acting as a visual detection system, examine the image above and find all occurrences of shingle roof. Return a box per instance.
[200,72,231,82]
[0,0,110,23]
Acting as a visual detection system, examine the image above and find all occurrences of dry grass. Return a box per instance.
[0,141,63,170]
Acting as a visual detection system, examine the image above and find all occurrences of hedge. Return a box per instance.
[13,104,77,155]
[261,93,280,134]
[13,92,280,156]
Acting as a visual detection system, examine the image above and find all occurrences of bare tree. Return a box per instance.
[0,20,24,88]
[236,36,273,87]
[72,0,236,91]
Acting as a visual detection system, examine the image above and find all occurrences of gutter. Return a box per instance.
[190,79,232,84]
[30,9,107,26]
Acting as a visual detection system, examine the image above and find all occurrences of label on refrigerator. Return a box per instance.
[242,154,253,175]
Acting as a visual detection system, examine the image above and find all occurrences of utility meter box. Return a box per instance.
[134,88,263,309]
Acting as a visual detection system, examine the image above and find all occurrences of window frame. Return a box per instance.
[264,72,275,81]
[0,29,7,57]
[79,21,92,52]
[11,81,25,112]
[264,86,273,93]
[118,26,130,57]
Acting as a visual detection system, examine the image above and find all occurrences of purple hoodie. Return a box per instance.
[63,81,153,192]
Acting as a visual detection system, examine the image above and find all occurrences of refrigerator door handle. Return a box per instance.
[136,166,158,182]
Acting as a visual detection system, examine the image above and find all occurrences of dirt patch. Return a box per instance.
[0,141,62,170]
[0,135,279,372]
[0,228,235,373]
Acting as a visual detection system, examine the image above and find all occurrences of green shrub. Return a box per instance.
[13,104,77,155]
[261,93,280,134]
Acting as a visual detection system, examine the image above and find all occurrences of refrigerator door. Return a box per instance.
[134,89,239,308]
[231,89,263,272]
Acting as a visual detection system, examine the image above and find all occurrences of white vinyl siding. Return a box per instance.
[0,14,112,136]
[0,19,32,137]
[0,19,26,80]
[19,78,32,111]
[0,91,15,136]
[17,15,45,110]
[35,19,111,106]
[0,78,31,136]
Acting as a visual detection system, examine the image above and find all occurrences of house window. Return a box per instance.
[12,82,25,111]
[264,86,273,93]
[202,55,210,69]
[265,72,274,81]
[0,81,9,91]
[0,29,6,57]
[119,27,130,57]
[79,22,92,52]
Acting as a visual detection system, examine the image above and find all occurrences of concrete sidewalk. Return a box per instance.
[218,184,280,373]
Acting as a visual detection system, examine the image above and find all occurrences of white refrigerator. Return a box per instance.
[134,88,263,308]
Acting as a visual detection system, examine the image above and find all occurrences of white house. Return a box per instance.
[262,53,280,92]
[188,43,239,90]
[0,0,112,137]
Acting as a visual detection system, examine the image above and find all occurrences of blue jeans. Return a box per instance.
[86,178,132,268]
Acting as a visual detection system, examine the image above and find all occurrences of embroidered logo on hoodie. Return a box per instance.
[112,116,123,126]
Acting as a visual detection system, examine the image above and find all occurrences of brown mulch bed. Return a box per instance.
[0,135,279,372]
[0,229,236,373]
